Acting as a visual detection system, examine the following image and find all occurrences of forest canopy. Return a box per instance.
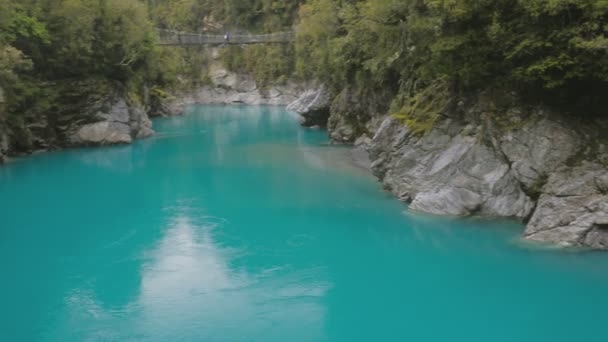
[295,0,608,110]
[1,0,607,123]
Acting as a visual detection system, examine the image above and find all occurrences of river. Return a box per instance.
[1,105,607,341]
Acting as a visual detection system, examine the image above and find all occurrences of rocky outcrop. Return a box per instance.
[286,85,331,127]
[525,163,608,248]
[1,84,156,158]
[369,116,534,218]
[286,85,392,137]
[70,96,154,146]
[366,94,608,249]
[1,48,307,158]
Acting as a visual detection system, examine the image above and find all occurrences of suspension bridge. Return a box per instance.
[157,29,294,46]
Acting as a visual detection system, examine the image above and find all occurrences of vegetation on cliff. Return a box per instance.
[1,0,607,154]
[295,0,608,119]
[149,0,302,86]
[0,0,299,152]
[0,0,161,151]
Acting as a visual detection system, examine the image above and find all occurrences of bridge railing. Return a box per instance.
[157,29,294,46]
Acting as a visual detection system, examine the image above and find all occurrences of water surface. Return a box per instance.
[1,105,607,341]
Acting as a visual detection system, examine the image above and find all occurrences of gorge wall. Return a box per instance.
[0,49,305,162]
[3,44,607,251]
[289,87,608,249]
[0,83,154,161]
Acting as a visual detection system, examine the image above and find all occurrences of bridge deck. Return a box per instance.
[157,30,294,46]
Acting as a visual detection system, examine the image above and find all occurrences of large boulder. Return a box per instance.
[70,96,154,146]
[75,121,132,145]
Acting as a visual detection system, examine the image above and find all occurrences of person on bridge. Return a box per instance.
[224,32,230,43]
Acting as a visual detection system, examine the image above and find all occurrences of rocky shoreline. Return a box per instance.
[288,87,608,250]
[0,63,307,164]
[2,72,607,250]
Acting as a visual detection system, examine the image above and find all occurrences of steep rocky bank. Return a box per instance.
[0,85,155,163]
[288,88,608,249]
[4,63,606,250]
[0,54,306,162]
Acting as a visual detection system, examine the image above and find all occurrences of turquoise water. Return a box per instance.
[1,105,608,341]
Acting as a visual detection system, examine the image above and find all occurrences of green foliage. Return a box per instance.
[295,0,608,115]
[151,0,302,32]
[0,0,163,146]
[8,7,50,45]
[2,0,607,146]
[149,0,302,86]
[0,45,32,83]
[222,44,295,86]
[0,0,304,132]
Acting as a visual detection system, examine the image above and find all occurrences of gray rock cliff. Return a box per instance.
[368,116,535,218]
[290,85,608,249]
[525,163,608,248]
[365,95,608,248]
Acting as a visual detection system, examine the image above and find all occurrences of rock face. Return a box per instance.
[170,61,305,111]
[149,95,185,118]
[1,50,307,158]
[286,85,331,127]
[525,163,608,248]
[366,94,608,249]
[1,88,156,158]
[286,85,392,137]
[369,117,534,218]
[327,86,393,143]
[70,96,154,146]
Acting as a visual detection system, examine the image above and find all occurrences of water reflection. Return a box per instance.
[139,211,244,307]
[137,206,330,340]
[60,204,330,340]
